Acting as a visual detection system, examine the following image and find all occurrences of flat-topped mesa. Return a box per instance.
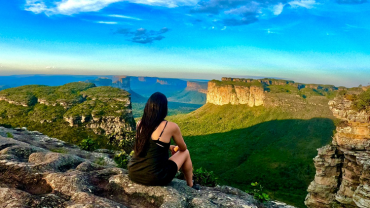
[207,80,265,106]
[305,88,370,208]
[185,81,208,94]
[221,77,338,91]
[0,82,136,139]
[112,76,131,91]
[208,77,342,106]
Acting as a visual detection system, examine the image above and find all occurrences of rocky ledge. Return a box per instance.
[305,96,370,208]
[0,127,294,208]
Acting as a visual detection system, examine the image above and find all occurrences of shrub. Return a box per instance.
[114,151,133,169]
[246,182,270,203]
[107,130,136,154]
[6,132,13,138]
[353,89,370,112]
[176,167,218,187]
[79,138,97,151]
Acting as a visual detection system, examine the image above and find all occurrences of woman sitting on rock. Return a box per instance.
[128,92,199,190]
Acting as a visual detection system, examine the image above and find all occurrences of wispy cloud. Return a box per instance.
[115,27,170,44]
[273,3,284,15]
[108,14,142,20]
[288,0,316,9]
[25,0,199,15]
[189,0,321,27]
[96,21,118,24]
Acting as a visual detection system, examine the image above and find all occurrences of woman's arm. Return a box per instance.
[171,123,187,151]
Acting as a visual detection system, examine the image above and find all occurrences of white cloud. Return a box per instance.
[25,0,200,15]
[57,0,122,15]
[288,0,316,9]
[96,21,118,24]
[131,0,198,8]
[108,14,142,20]
[25,0,49,14]
[273,3,284,15]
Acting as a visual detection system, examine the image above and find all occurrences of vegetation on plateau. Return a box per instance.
[337,88,370,112]
[0,82,135,150]
[210,79,264,88]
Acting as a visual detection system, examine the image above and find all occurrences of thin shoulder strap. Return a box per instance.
[158,121,168,140]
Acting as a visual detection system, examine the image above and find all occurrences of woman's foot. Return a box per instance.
[191,183,200,190]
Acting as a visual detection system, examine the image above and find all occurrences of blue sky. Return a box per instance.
[0,0,369,87]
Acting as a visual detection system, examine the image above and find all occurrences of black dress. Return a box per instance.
[128,121,178,186]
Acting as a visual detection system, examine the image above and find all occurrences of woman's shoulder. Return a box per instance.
[165,121,180,130]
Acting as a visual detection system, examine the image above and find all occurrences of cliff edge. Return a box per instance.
[0,127,294,208]
[305,89,370,208]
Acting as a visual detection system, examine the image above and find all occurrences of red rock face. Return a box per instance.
[305,94,370,208]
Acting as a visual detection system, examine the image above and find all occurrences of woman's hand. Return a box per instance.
[169,145,178,155]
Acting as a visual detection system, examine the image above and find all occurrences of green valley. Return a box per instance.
[168,93,337,208]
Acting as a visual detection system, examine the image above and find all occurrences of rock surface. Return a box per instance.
[206,81,265,106]
[305,95,370,208]
[0,126,294,208]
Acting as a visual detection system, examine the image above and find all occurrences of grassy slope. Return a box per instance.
[168,95,336,208]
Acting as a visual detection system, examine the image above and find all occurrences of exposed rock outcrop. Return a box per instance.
[206,81,265,106]
[207,78,341,106]
[0,127,294,208]
[305,94,370,208]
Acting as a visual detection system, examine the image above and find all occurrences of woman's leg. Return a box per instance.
[169,149,193,187]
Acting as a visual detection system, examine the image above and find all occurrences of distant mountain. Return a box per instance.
[130,76,187,97]
[0,75,209,105]
[168,81,208,104]
[0,75,102,88]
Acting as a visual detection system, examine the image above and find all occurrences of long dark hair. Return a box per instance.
[134,92,168,156]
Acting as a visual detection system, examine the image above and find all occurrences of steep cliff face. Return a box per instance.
[305,93,370,208]
[62,86,135,137]
[207,78,341,107]
[206,81,265,106]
